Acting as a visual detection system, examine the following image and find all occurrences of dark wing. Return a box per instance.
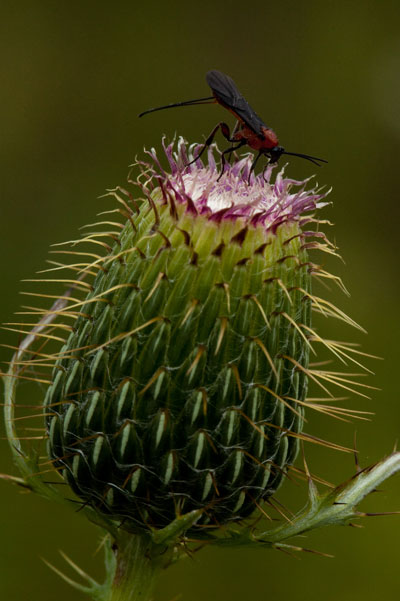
[206,70,266,135]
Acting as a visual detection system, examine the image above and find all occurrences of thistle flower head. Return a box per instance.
[145,139,328,227]
[7,140,357,536]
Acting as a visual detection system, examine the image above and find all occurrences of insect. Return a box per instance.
[139,70,327,176]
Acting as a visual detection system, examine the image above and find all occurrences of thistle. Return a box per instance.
[2,140,399,601]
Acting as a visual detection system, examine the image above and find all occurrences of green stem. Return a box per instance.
[109,533,164,601]
[259,452,400,544]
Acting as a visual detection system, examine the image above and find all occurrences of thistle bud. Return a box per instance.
[41,140,330,532]
[5,138,400,601]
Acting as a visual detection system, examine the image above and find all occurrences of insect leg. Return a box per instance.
[217,140,247,181]
[186,122,233,166]
[225,120,242,163]
[248,151,263,183]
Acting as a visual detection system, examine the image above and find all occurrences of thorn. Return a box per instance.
[58,550,99,584]
[353,431,361,473]
[41,555,99,593]
[144,271,167,303]
[186,345,206,376]
[257,384,303,419]
[91,315,164,354]
[214,317,228,355]
[301,547,335,558]
[250,295,270,328]
[362,511,400,517]
[253,339,278,380]
[266,498,293,524]
[230,364,242,400]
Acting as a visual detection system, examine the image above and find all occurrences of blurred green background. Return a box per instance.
[1,1,399,600]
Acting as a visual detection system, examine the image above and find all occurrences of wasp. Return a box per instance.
[139,69,327,176]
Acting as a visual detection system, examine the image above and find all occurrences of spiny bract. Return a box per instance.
[14,140,366,533]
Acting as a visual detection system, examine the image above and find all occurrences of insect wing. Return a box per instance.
[206,70,266,135]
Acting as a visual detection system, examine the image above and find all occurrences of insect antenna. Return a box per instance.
[281,151,328,167]
[139,97,215,118]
